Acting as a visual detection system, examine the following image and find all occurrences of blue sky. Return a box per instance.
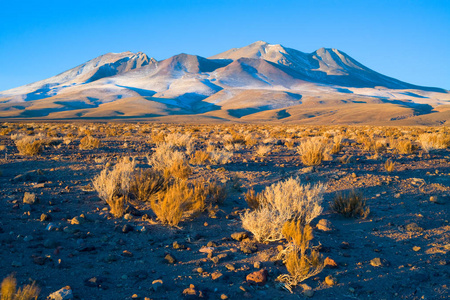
[0,0,449,90]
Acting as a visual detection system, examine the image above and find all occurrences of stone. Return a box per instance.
[84,276,106,288]
[207,241,217,247]
[123,213,133,220]
[23,235,33,242]
[122,224,134,233]
[33,255,46,265]
[11,261,22,267]
[405,223,424,232]
[220,294,229,300]
[48,286,73,300]
[23,192,37,204]
[231,232,248,241]
[324,257,338,268]
[225,263,235,271]
[70,217,82,225]
[211,271,223,280]
[430,196,446,204]
[246,269,268,286]
[199,246,214,254]
[151,279,164,292]
[165,253,177,264]
[196,268,204,273]
[316,219,334,232]
[413,246,421,252]
[370,257,383,267]
[240,242,258,254]
[324,275,337,286]
[46,223,58,231]
[253,261,261,269]
[182,284,204,297]
[173,241,186,250]
[40,213,51,221]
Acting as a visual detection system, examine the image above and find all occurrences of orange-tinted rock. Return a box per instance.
[246,269,268,286]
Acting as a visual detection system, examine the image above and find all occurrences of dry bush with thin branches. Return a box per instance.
[255,144,272,157]
[331,190,370,218]
[163,159,192,180]
[244,188,265,210]
[92,157,136,218]
[392,138,414,154]
[1,274,40,300]
[297,137,326,166]
[241,177,325,242]
[209,149,233,165]
[79,135,101,150]
[130,168,167,202]
[189,150,210,165]
[15,136,43,156]
[150,180,204,226]
[149,143,191,179]
[418,133,450,152]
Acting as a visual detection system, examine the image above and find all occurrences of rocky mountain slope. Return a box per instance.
[0,41,448,124]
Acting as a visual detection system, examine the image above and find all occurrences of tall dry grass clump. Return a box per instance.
[384,158,395,173]
[331,190,369,218]
[1,274,40,300]
[129,168,167,202]
[392,138,414,154]
[209,149,233,165]
[148,143,192,179]
[241,177,325,242]
[150,180,204,226]
[15,136,43,156]
[277,221,324,291]
[418,133,450,152]
[297,137,326,166]
[79,135,101,150]
[92,157,136,218]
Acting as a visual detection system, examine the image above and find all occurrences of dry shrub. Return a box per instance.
[392,139,413,154]
[384,159,395,173]
[244,188,265,210]
[1,274,40,300]
[209,149,233,165]
[330,135,343,154]
[15,136,42,156]
[418,133,450,152]
[297,137,325,166]
[130,169,166,202]
[150,180,203,226]
[189,150,210,165]
[241,177,325,242]
[282,221,313,254]
[92,157,136,218]
[284,139,295,149]
[163,159,192,180]
[331,190,369,218]
[79,135,101,150]
[255,145,272,157]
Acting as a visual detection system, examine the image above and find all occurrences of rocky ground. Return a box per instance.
[0,123,449,300]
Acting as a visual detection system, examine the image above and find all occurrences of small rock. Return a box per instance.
[70,216,82,225]
[231,232,249,241]
[23,192,37,204]
[370,257,383,267]
[240,242,258,254]
[324,275,337,286]
[316,219,334,232]
[182,284,204,297]
[324,257,338,268]
[46,223,58,231]
[32,255,46,265]
[122,250,134,257]
[413,246,421,252]
[207,241,217,247]
[47,286,73,300]
[84,276,106,288]
[405,223,424,232]
[220,294,229,300]
[394,193,401,199]
[211,271,223,280]
[23,235,33,242]
[11,261,22,267]
[123,213,133,220]
[225,263,235,271]
[151,279,163,292]
[430,196,446,204]
[253,261,261,269]
[196,268,204,273]
[173,241,186,250]
[40,213,51,222]
[246,269,268,286]
[165,253,177,264]
[199,246,214,254]
[122,224,134,233]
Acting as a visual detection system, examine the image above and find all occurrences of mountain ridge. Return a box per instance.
[0,41,448,125]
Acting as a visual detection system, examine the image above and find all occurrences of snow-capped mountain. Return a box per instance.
[0,41,448,124]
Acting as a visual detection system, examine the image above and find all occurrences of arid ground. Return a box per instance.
[0,122,449,299]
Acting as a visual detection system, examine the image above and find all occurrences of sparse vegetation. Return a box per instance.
[15,136,42,156]
[79,135,101,150]
[297,137,325,166]
[331,190,370,218]
[1,274,40,300]
[385,158,395,172]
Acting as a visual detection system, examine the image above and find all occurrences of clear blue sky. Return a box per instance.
[1,0,449,91]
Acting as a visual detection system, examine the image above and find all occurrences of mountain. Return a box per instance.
[0,41,448,124]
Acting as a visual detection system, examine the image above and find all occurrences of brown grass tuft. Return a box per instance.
[130,169,167,202]
[331,190,370,218]
[15,136,42,156]
[79,135,101,150]
[1,274,40,300]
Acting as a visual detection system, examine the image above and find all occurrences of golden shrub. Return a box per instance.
[1,274,40,300]
[331,190,370,218]
[15,136,42,156]
[79,135,101,150]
